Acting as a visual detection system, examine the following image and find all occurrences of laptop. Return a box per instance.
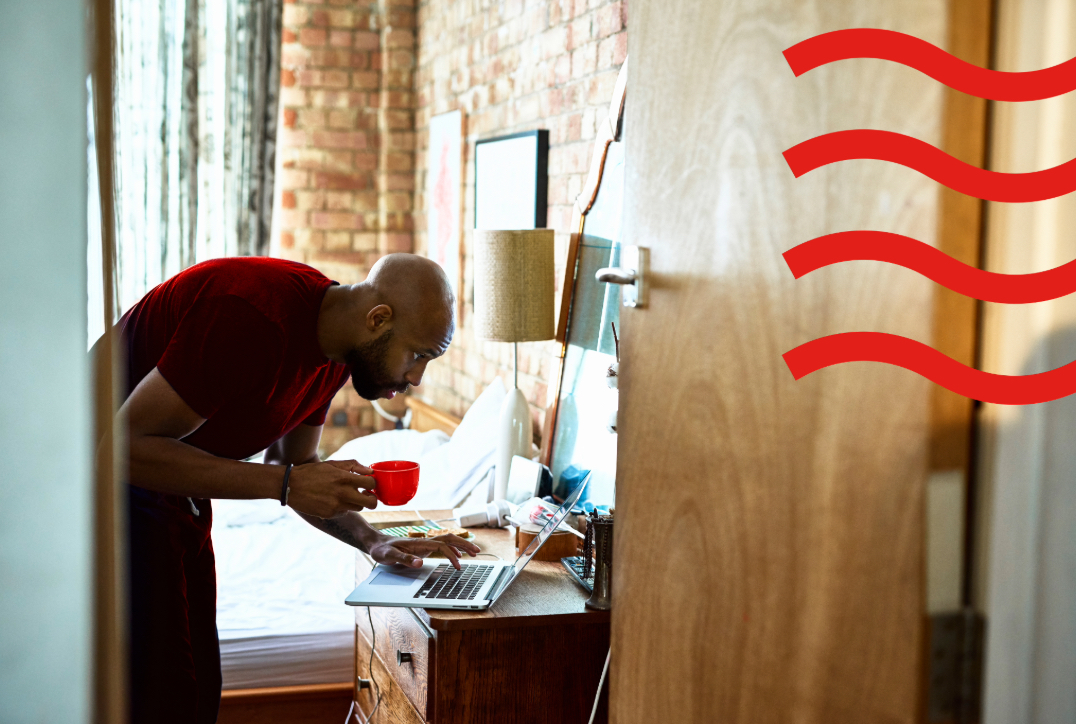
[345,477,588,611]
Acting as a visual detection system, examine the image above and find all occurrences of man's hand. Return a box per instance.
[368,533,481,570]
[286,459,379,519]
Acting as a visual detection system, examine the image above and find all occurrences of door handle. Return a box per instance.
[596,246,648,308]
[596,268,636,285]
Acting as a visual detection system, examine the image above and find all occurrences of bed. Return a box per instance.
[215,381,505,723]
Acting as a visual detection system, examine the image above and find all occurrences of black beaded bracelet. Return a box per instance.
[280,464,294,507]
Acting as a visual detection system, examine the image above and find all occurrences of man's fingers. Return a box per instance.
[325,459,374,475]
[431,534,479,556]
[340,488,378,511]
[433,541,462,569]
[394,539,462,569]
[352,474,376,489]
[382,546,423,568]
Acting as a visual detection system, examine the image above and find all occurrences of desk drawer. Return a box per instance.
[357,606,433,719]
[354,627,424,724]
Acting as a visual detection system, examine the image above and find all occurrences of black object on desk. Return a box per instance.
[560,555,594,593]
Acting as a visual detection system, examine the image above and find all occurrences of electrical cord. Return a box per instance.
[588,647,611,724]
[346,607,382,724]
[475,552,503,560]
[371,399,412,429]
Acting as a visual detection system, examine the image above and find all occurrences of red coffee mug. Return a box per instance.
[369,460,420,506]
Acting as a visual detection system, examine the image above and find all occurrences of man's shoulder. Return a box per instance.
[185,257,326,285]
[177,257,331,314]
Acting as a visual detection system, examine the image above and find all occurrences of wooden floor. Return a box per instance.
[217,682,354,724]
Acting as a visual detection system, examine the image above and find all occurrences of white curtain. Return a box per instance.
[89,0,282,346]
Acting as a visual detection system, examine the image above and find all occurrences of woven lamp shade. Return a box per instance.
[473,229,555,342]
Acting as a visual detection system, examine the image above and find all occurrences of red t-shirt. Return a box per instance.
[119,257,351,460]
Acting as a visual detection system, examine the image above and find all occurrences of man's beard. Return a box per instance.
[344,330,408,400]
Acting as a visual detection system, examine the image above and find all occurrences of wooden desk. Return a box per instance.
[352,510,609,724]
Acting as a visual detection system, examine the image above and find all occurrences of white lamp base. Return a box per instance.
[494,386,532,501]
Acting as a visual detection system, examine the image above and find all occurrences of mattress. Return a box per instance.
[213,499,358,689]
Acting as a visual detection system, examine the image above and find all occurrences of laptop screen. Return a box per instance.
[490,475,590,601]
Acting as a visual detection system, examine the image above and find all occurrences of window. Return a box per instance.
[88,0,282,348]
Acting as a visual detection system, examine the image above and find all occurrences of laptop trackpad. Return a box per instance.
[370,566,427,586]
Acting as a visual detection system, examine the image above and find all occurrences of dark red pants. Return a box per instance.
[128,487,221,724]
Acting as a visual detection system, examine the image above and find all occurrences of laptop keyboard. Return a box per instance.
[414,564,494,601]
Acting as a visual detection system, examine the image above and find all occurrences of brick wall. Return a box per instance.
[412,0,627,437]
[274,0,627,454]
[276,0,419,453]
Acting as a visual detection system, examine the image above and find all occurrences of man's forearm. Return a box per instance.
[297,511,386,553]
[263,442,385,551]
[128,434,282,500]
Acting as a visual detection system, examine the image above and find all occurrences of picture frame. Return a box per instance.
[474,130,549,230]
[427,110,463,300]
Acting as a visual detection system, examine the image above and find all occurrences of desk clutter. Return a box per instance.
[377,523,473,539]
[560,511,615,610]
[351,513,611,723]
[514,527,579,561]
[560,555,594,592]
[582,512,614,611]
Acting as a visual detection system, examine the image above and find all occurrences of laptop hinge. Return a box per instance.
[487,567,512,601]
[926,609,985,724]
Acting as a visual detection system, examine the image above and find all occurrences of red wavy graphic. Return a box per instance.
[784,231,1076,303]
[784,28,1076,101]
[784,130,1076,202]
[784,332,1076,405]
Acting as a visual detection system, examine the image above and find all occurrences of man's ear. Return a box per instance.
[366,303,393,332]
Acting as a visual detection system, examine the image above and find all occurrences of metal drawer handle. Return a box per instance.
[396,650,413,665]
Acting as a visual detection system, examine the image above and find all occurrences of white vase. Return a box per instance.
[495,386,532,501]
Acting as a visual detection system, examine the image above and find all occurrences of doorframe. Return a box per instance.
[972,0,1076,722]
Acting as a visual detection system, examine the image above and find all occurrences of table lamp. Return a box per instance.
[473,229,555,501]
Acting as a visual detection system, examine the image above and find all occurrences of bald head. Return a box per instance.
[365,253,455,326]
[317,253,456,400]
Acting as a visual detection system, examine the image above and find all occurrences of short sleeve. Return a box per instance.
[156,295,282,419]
[302,399,333,427]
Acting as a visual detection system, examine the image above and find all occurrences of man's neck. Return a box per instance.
[317,284,371,362]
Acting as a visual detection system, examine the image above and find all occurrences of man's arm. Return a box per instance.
[264,423,386,554]
[123,368,378,518]
[268,422,481,568]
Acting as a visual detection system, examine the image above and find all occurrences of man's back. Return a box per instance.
[119,257,350,460]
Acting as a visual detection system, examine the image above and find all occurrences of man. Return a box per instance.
[118,253,479,724]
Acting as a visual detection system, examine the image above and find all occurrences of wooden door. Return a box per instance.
[611,1,986,722]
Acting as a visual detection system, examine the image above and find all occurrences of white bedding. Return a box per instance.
[212,381,506,689]
[213,500,358,689]
[328,378,506,509]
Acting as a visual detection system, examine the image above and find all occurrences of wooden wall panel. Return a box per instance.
[930,0,993,472]
[91,0,128,719]
[610,0,970,722]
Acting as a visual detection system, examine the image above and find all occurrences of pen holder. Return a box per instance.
[583,514,613,611]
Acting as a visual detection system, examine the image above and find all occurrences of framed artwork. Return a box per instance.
[474,130,549,230]
[427,110,463,299]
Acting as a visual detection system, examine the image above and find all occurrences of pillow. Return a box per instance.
[326,379,507,510]
[409,377,506,508]
[449,376,507,452]
[329,428,450,467]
